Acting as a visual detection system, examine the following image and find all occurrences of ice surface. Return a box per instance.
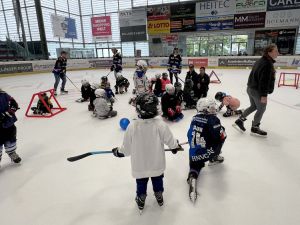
[0,68,300,225]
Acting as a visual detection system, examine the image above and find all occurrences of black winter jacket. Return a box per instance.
[247,56,276,97]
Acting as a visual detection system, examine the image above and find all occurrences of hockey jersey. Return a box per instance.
[0,91,18,128]
[53,56,67,75]
[168,54,182,69]
[161,92,180,116]
[133,72,149,95]
[93,97,112,118]
[187,113,225,163]
[119,117,178,179]
[161,78,171,92]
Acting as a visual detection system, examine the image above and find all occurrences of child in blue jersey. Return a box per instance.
[0,89,21,165]
[187,98,226,202]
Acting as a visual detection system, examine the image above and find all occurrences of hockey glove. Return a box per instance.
[176,105,182,114]
[171,140,183,154]
[168,108,175,117]
[220,126,227,140]
[112,147,125,158]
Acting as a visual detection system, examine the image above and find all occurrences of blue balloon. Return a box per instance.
[120,118,130,130]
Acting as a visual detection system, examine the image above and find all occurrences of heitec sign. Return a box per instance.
[267,0,300,11]
[196,0,235,17]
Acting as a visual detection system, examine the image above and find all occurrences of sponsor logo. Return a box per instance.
[236,0,266,8]
[291,58,300,66]
[0,63,33,74]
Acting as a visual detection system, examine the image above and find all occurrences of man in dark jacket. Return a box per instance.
[194,67,210,99]
[53,51,68,95]
[168,47,182,84]
[234,44,278,136]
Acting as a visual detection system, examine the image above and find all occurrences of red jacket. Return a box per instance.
[161,78,171,91]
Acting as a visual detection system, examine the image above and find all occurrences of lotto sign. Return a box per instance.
[147,20,170,34]
[235,0,267,13]
[91,16,112,39]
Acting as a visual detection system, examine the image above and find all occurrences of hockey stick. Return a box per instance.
[66,75,81,92]
[105,71,112,77]
[67,141,188,162]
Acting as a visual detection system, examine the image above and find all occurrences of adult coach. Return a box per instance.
[52,51,68,95]
[234,44,279,136]
[168,47,182,84]
[110,48,122,79]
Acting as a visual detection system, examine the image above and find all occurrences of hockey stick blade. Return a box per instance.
[67,152,93,162]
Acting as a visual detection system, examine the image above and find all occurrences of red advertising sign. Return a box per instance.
[91,16,112,38]
[188,58,208,67]
[162,34,178,42]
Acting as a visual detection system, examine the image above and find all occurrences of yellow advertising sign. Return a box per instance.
[147,20,170,35]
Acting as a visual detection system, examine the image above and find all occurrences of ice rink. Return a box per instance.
[0,68,300,225]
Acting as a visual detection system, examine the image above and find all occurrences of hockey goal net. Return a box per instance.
[209,70,221,84]
[277,72,299,89]
[25,89,67,118]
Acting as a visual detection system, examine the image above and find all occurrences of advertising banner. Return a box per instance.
[234,12,266,29]
[51,14,77,39]
[218,58,259,66]
[265,9,300,28]
[147,5,170,34]
[91,16,112,40]
[170,3,196,32]
[119,8,147,42]
[267,0,300,11]
[188,58,209,67]
[254,29,297,55]
[162,34,179,42]
[196,1,235,31]
[0,63,33,74]
[235,0,267,13]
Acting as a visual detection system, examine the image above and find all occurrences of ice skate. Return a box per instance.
[8,152,21,163]
[154,191,164,207]
[188,176,197,203]
[233,117,246,132]
[251,123,267,137]
[208,155,224,166]
[135,195,146,214]
[60,89,68,95]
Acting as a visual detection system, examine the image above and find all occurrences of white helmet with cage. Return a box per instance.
[165,83,175,95]
[196,97,217,114]
[136,60,148,71]
[94,89,106,98]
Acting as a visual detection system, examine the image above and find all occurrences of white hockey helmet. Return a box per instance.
[165,83,175,95]
[136,60,148,71]
[94,89,106,98]
[196,98,217,114]
[81,78,89,85]
[91,82,100,90]
[116,72,122,78]
[155,73,161,79]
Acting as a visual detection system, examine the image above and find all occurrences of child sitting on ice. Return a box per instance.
[31,92,53,115]
[161,84,183,121]
[88,83,100,111]
[100,76,115,104]
[152,73,163,97]
[115,72,130,94]
[161,72,171,93]
[215,92,242,117]
[111,92,182,212]
[93,89,117,119]
[76,78,92,103]
[183,79,197,109]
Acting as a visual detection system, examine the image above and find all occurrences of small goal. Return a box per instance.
[277,72,299,89]
[209,70,221,84]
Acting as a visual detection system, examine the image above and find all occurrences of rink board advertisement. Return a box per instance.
[0,63,33,74]
[265,9,300,28]
[91,16,112,40]
[51,14,77,39]
[218,58,259,66]
[188,58,209,67]
[196,15,234,31]
[267,0,300,11]
[119,8,147,42]
[234,12,266,29]
[170,3,196,32]
[147,5,170,34]
[235,0,267,13]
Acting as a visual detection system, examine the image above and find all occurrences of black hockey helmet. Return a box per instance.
[174,82,182,91]
[215,92,226,102]
[136,93,159,119]
[101,76,108,82]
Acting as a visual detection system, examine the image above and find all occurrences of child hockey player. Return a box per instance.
[187,98,226,203]
[215,92,242,117]
[100,76,115,104]
[76,78,92,103]
[93,89,117,119]
[161,72,171,93]
[31,92,53,115]
[161,84,183,121]
[183,79,197,109]
[168,47,182,84]
[0,89,21,164]
[129,60,149,105]
[111,92,182,213]
[100,76,111,89]
[115,72,130,94]
[174,82,183,105]
[88,83,100,111]
[152,73,163,97]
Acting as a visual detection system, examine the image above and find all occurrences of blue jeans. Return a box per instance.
[54,73,67,91]
[136,174,164,197]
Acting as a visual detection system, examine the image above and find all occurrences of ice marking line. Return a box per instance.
[268,98,300,111]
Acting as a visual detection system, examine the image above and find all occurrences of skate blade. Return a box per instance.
[138,209,143,215]
[232,124,245,133]
[250,132,267,138]
[208,161,224,166]
[189,192,197,204]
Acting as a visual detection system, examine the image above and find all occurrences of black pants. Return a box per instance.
[169,72,178,84]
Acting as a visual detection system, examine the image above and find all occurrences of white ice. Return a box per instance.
[0,68,300,225]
